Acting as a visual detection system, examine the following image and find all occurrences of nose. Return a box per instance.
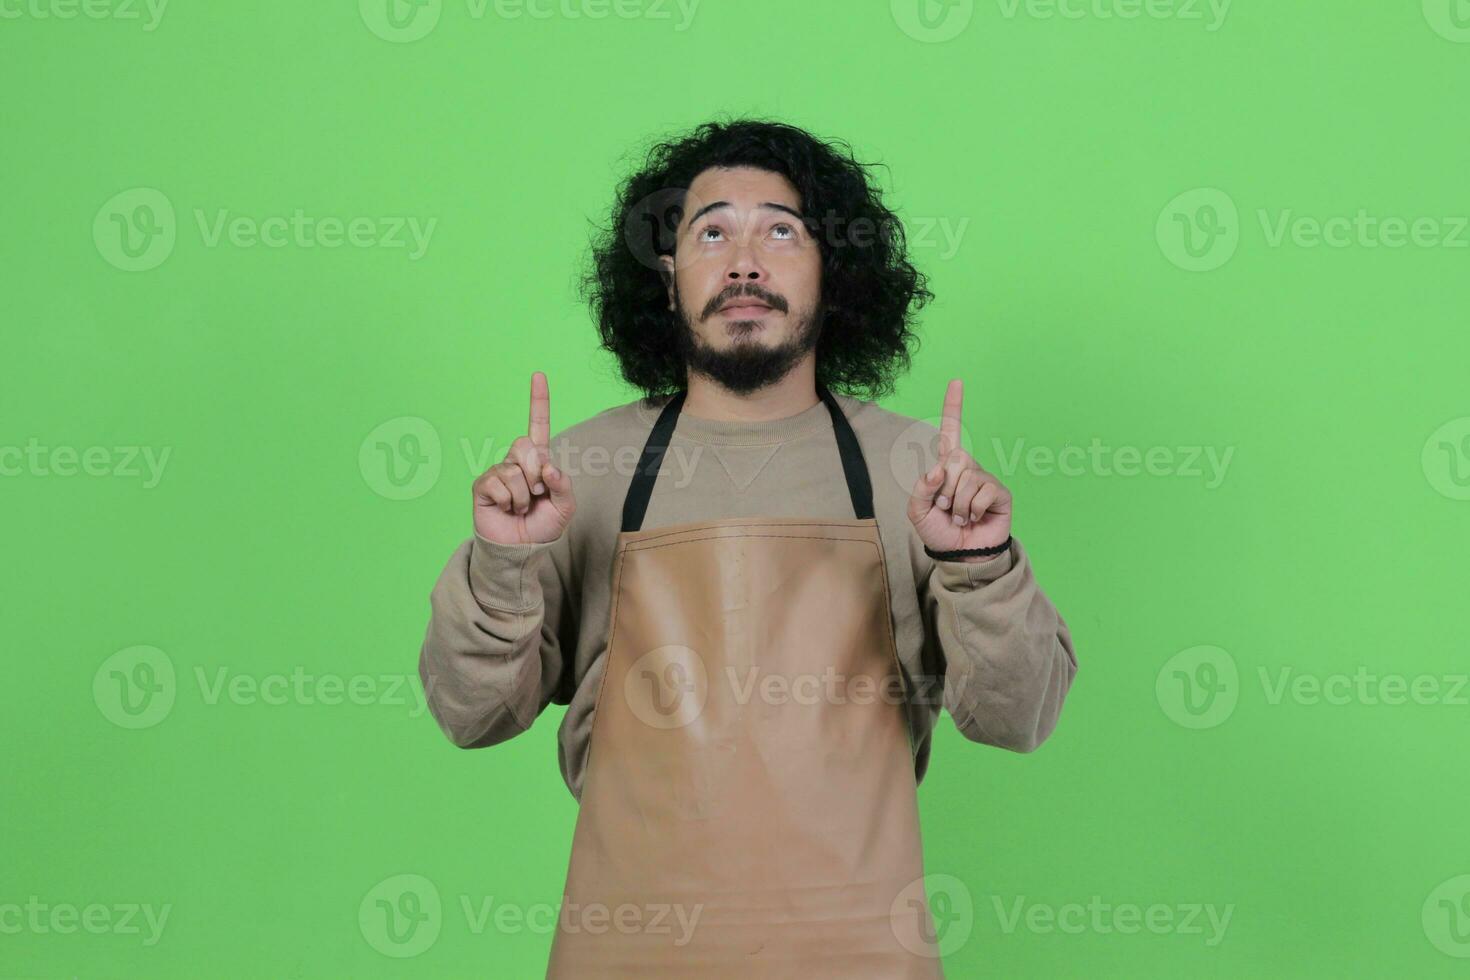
[725,238,766,282]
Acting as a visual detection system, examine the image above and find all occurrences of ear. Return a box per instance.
[658,254,676,310]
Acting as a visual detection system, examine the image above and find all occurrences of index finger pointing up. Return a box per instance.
[529,371,551,448]
[938,378,963,458]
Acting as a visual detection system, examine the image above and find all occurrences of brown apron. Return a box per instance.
[546,385,945,978]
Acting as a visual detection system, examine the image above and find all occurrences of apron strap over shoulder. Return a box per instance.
[620,384,874,533]
[819,384,875,522]
[621,388,688,534]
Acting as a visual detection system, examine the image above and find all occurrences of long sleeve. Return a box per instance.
[919,536,1078,753]
[417,529,574,748]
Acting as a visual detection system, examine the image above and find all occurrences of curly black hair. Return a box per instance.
[578,117,933,403]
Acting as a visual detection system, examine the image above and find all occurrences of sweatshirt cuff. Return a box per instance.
[468,532,555,611]
[930,537,1018,590]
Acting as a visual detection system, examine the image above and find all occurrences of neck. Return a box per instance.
[682,357,820,423]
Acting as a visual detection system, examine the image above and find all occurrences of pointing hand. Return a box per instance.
[472,371,576,545]
[907,379,1013,560]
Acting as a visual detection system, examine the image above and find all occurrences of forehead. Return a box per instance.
[685,166,801,212]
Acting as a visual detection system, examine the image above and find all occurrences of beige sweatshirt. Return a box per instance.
[418,390,1078,800]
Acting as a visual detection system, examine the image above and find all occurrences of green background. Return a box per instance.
[4,0,1468,976]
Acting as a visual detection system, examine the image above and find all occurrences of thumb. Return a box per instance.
[541,458,575,507]
[920,460,943,495]
[908,461,943,519]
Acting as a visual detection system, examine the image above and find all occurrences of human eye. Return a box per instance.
[695,224,725,242]
[770,222,799,240]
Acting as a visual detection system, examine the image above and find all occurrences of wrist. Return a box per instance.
[923,535,1012,564]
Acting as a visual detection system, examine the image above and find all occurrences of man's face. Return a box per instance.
[659,166,823,395]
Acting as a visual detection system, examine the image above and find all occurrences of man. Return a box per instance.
[418,118,1077,977]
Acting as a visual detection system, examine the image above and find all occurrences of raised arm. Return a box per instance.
[908,378,1078,751]
[418,371,578,747]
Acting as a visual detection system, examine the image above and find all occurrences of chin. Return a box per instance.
[724,315,779,332]
[725,328,779,346]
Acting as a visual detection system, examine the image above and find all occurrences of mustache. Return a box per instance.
[701,284,788,320]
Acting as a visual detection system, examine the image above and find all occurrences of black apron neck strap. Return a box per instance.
[620,384,875,533]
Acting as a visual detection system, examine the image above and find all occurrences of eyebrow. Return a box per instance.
[685,200,805,226]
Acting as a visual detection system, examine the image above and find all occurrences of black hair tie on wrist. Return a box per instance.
[924,534,1012,561]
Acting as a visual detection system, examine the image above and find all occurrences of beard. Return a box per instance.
[672,281,823,396]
